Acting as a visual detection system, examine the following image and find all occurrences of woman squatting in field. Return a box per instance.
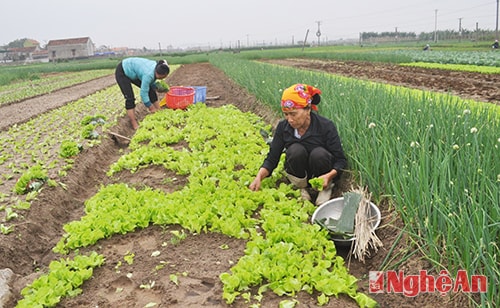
[249,83,347,205]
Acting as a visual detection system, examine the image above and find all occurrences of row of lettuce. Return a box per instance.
[209,54,499,307]
[16,104,377,308]
[0,69,113,106]
[0,66,174,229]
[0,86,126,234]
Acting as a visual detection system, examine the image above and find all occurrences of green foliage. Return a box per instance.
[0,85,126,223]
[17,252,104,308]
[81,124,99,139]
[0,68,113,91]
[80,116,106,139]
[52,104,376,307]
[154,80,170,92]
[401,61,500,73]
[308,177,324,191]
[14,165,48,195]
[59,140,82,158]
[80,115,106,126]
[7,46,499,306]
[209,55,499,306]
[385,50,500,66]
[0,224,14,235]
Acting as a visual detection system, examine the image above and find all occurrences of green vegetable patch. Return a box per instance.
[48,104,376,308]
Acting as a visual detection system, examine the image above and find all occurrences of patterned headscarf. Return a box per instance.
[281,84,322,111]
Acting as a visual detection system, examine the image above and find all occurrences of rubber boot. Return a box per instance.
[286,173,311,201]
[315,182,334,206]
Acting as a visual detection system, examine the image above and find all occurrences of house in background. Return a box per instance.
[5,45,40,62]
[46,37,95,61]
[1,39,45,62]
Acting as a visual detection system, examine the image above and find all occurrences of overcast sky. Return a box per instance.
[1,0,497,49]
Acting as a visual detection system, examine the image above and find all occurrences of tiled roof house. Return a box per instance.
[6,46,39,61]
[46,37,95,61]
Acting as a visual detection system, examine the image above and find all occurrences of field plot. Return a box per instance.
[0,70,113,107]
[0,61,498,308]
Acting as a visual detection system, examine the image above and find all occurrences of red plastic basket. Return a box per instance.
[166,86,195,110]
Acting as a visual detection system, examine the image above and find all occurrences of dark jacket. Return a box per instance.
[261,112,347,175]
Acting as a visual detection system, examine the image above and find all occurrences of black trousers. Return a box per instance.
[285,143,338,181]
[115,62,158,110]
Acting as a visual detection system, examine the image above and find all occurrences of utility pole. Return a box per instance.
[458,18,463,42]
[315,21,322,46]
[496,0,499,40]
[476,22,479,41]
[434,9,438,43]
[302,29,310,52]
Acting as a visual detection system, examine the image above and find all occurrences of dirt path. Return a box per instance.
[1,61,483,308]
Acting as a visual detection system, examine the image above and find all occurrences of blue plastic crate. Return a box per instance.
[190,86,206,103]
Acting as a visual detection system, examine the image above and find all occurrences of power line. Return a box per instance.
[318,1,496,37]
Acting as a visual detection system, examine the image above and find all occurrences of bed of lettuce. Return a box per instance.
[19,104,376,307]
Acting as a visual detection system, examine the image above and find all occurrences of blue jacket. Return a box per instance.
[122,57,157,107]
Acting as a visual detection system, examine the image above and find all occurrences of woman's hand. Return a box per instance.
[318,169,338,189]
[148,105,158,113]
[249,168,270,191]
[249,178,261,191]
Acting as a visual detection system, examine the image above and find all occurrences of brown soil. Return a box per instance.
[2,60,493,308]
[263,58,500,104]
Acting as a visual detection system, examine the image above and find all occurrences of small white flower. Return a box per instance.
[463,109,471,115]
[497,174,500,182]
[449,181,454,186]
[497,137,500,143]
[368,122,376,129]
[470,127,478,134]
[477,169,483,174]
[262,80,265,83]
[410,141,420,148]
[452,144,459,150]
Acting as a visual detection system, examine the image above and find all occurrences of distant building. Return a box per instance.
[0,39,48,63]
[4,45,45,62]
[46,37,95,61]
